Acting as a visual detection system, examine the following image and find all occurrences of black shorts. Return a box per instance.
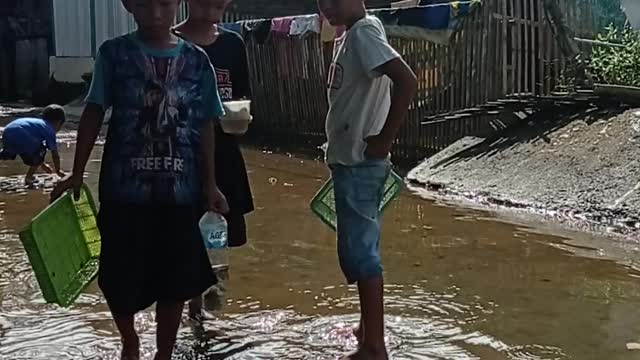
[97,203,217,315]
[225,213,248,248]
[215,125,254,216]
[0,147,46,166]
[215,125,253,248]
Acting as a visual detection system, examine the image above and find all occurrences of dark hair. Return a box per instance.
[42,104,66,124]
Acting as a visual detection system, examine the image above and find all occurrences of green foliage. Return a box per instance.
[589,25,640,86]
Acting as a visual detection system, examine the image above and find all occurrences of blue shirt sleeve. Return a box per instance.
[202,64,225,121]
[85,45,112,109]
[44,126,58,151]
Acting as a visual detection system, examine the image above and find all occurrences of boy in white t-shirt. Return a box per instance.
[318,0,418,359]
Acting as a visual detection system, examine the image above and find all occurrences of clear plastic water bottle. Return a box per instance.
[199,212,229,311]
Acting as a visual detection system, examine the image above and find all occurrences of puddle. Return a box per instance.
[1,145,640,359]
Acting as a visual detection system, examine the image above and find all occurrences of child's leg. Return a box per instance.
[113,314,140,360]
[25,165,38,184]
[40,162,53,173]
[22,148,48,183]
[357,276,385,353]
[332,161,390,359]
[0,149,17,161]
[188,295,203,320]
[154,301,184,360]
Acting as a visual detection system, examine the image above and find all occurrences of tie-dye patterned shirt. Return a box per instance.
[86,32,224,205]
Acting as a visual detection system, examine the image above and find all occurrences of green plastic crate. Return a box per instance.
[19,185,101,307]
[310,170,403,231]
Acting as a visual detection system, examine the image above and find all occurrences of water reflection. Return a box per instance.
[1,147,640,359]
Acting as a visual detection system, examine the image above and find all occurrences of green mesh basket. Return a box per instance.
[310,170,403,231]
[19,185,101,307]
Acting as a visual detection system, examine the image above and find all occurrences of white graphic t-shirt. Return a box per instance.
[325,16,400,165]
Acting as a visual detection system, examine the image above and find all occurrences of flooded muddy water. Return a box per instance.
[2,144,640,359]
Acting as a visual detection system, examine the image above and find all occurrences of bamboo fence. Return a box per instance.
[245,0,617,164]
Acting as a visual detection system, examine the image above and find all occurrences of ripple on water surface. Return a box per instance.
[0,234,564,360]
[2,148,640,359]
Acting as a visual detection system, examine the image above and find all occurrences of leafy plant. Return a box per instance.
[589,25,640,86]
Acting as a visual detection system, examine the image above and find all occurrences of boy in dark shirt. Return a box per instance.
[174,0,255,319]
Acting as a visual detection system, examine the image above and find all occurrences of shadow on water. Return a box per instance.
[1,145,640,359]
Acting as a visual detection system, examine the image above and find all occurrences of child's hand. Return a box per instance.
[365,134,393,160]
[206,186,230,214]
[51,174,83,203]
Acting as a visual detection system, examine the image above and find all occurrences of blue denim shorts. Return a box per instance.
[330,160,391,284]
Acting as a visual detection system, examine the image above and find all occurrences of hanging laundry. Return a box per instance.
[369,9,400,26]
[449,1,472,26]
[241,19,272,45]
[320,18,336,42]
[398,6,451,30]
[370,1,477,30]
[272,17,294,35]
[221,22,243,35]
[320,17,345,42]
[290,14,321,37]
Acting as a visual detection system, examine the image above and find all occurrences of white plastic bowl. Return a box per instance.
[220,100,252,135]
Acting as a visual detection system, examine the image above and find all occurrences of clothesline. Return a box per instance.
[221,0,481,44]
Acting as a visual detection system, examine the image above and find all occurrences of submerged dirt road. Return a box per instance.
[1,144,640,359]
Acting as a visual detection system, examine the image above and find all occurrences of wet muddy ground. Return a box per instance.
[2,143,640,359]
[409,108,640,239]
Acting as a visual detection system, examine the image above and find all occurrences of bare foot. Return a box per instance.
[189,308,202,322]
[188,296,203,321]
[340,347,388,360]
[24,176,35,187]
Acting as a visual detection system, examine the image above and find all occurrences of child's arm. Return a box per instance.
[200,119,229,214]
[52,42,110,201]
[200,60,229,214]
[352,22,418,159]
[50,104,104,201]
[51,150,65,176]
[365,58,418,159]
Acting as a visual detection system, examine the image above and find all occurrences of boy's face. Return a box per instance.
[123,0,180,34]
[187,0,230,24]
[318,0,361,26]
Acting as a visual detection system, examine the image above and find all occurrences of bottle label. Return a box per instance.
[206,229,227,249]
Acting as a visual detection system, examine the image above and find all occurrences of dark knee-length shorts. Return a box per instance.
[97,203,217,315]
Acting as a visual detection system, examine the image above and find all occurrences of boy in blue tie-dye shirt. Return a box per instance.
[51,1,229,359]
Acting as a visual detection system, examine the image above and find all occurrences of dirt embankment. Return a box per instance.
[409,106,640,237]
